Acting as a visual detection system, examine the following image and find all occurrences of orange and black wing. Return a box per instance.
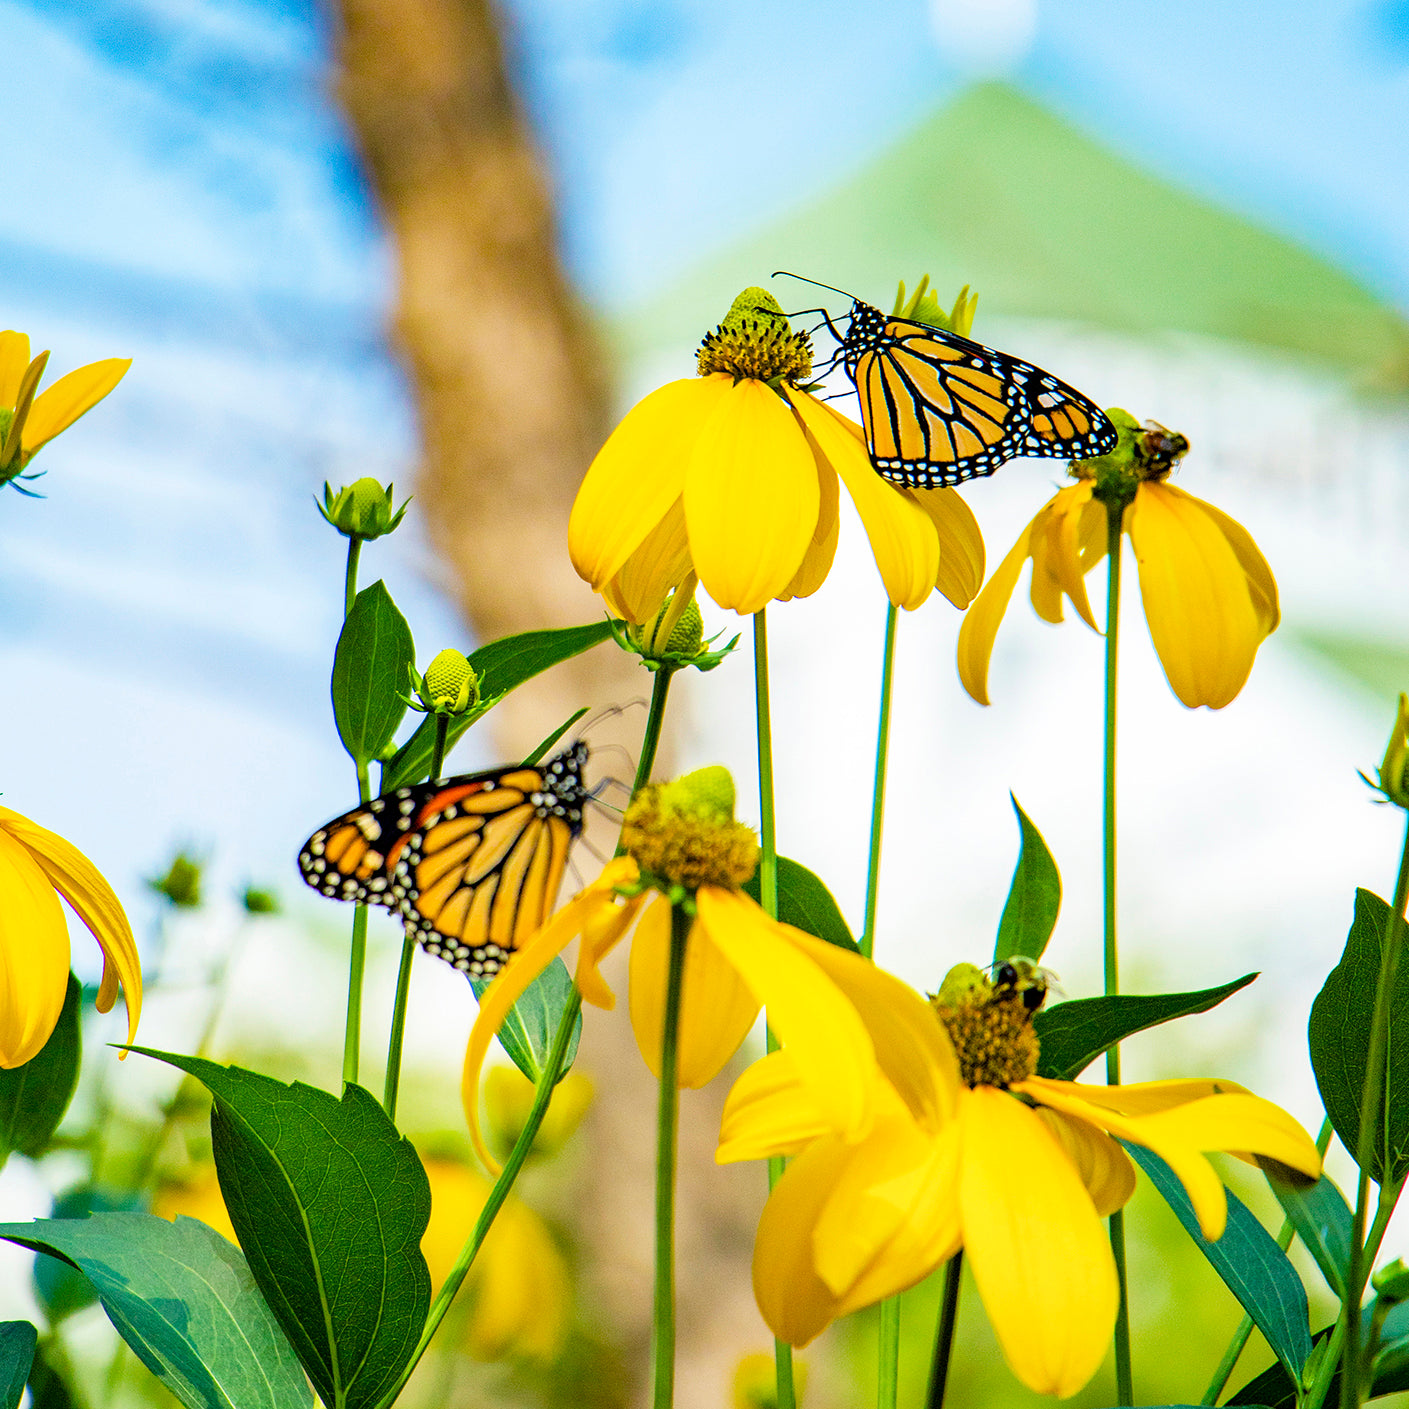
[298,741,588,979]
[843,304,1116,488]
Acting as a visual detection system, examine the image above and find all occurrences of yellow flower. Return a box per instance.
[153,1166,238,1246]
[568,289,983,622]
[958,416,1278,710]
[0,807,141,1068]
[718,940,1321,1398]
[482,1065,594,1160]
[420,1156,571,1362]
[0,331,130,482]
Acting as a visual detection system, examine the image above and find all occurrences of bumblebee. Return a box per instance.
[990,957,1059,1015]
[1134,421,1189,480]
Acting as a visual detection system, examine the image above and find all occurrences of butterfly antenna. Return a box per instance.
[773,271,857,301]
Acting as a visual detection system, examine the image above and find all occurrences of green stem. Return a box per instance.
[866,603,901,1405]
[753,606,795,1409]
[344,535,363,619]
[341,758,372,1090]
[383,716,455,1115]
[1202,1119,1334,1405]
[634,668,675,799]
[862,603,898,962]
[373,988,583,1409]
[1341,813,1409,1409]
[1101,502,1133,1405]
[926,1252,964,1409]
[651,905,691,1409]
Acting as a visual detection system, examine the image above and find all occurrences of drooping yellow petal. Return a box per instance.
[629,895,760,1088]
[569,377,730,590]
[694,887,878,1141]
[684,379,819,613]
[1127,483,1263,708]
[767,924,958,1131]
[958,1086,1117,1398]
[22,359,131,454]
[599,497,692,625]
[0,333,31,408]
[1177,491,1280,637]
[785,390,940,611]
[909,486,985,609]
[462,858,637,1171]
[1032,481,1102,630]
[957,504,1048,705]
[0,809,141,1048]
[573,889,649,1009]
[0,830,70,1068]
[776,450,840,601]
[1029,1076,1249,1118]
[1034,1108,1136,1218]
[717,1050,833,1162]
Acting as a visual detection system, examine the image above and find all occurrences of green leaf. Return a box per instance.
[743,856,859,953]
[471,956,583,1084]
[33,1186,141,1322]
[129,1049,430,1409]
[331,580,415,767]
[383,622,612,789]
[1125,1143,1312,1381]
[0,1323,36,1409]
[0,975,80,1168]
[1308,888,1409,1183]
[0,1214,311,1409]
[994,795,1060,964]
[23,1340,76,1409]
[1265,1168,1353,1298]
[1230,1307,1409,1407]
[1033,973,1257,1080]
[521,708,590,767]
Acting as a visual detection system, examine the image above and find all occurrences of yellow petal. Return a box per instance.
[599,497,692,625]
[909,486,985,609]
[23,359,131,454]
[956,504,1048,706]
[1127,483,1263,708]
[629,896,760,1087]
[573,889,648,1010]
[1030,1076,1249,1118]
[1175,489,1280,637]
[717,1050,832,1162]
[958,1087,1117,1398]
[775,450,840,601]
[569,377,728,590]
[1034,1108,1136,1218]
[466,1192,571,1362]
[0,809,140,1050]
[683,379,819,613]
[785,390,939,611]
[767,924,958,1131]
[0,830,70,1068]
[0,333,32,409]
[694,887,878,1141]
[1033,481,1102,630]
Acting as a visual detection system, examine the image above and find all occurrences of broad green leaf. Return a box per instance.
[0,1214,310,1409]
[1308,888,1409,1183]
[994,795,1060,963]
[0,1322,36,1409]
[1265,1169,1353,1298]
[471,956,583,1084]
[332,580,415,767]
[33,1186,140,1322]
[23,1341,76,1409]
[1230,1306,1409,1407]
[130,1050,430,1409]
[383,622,612,788]
[1126,1143,1312,1381]
[1033,974,1257,1080]
[0,975,80,1168]
[743,856,859,953]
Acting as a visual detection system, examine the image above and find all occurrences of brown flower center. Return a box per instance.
[930,991,1040,1088]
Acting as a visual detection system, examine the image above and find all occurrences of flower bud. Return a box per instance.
[697,287,813,384]
[147,851,203,909]
[622,767,758,892]
[318,477,410,540]
[893,276,978,337]
[405,649,482,716]
[613,581,739,674]
[1377,694,1409,809]
[240,885,279,916]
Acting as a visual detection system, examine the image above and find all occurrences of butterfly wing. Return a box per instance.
[847,312,1116,488]
[298,742,588,979]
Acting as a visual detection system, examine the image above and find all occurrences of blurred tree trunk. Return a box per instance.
[330,0,637,757]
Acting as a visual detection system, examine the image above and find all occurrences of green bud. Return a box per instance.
[1376,694,1409,809]
[892,277,979,337]
[659,765,736,822]
[622,766,757,891]
[318,477,410,540]
[147,851,204,909]
[614,584,738,675]
[721,287,786,331]
[240,885,280,916]
[697,286,812,384]
[405,649,482,716]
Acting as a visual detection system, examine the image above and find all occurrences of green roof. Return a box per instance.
[618,82,1408,386]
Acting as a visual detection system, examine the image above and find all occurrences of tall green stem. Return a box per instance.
[1341,813,1409,1409]
[1101,503,1133,1405]
[634,668,675,800]
[341,756,372,1091]
[343,535,363,619]
[753,607,795,1409]
[383,714,454,1115]
[926,1252,964,1409]
[651,905,691,1409]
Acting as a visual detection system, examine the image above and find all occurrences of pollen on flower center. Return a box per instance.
[696,286,813,385]
[621,768,758,892]
[929,985,1040,1088]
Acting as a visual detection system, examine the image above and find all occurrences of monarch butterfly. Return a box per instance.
[298,741,588,980]
[788,278,1117,488]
